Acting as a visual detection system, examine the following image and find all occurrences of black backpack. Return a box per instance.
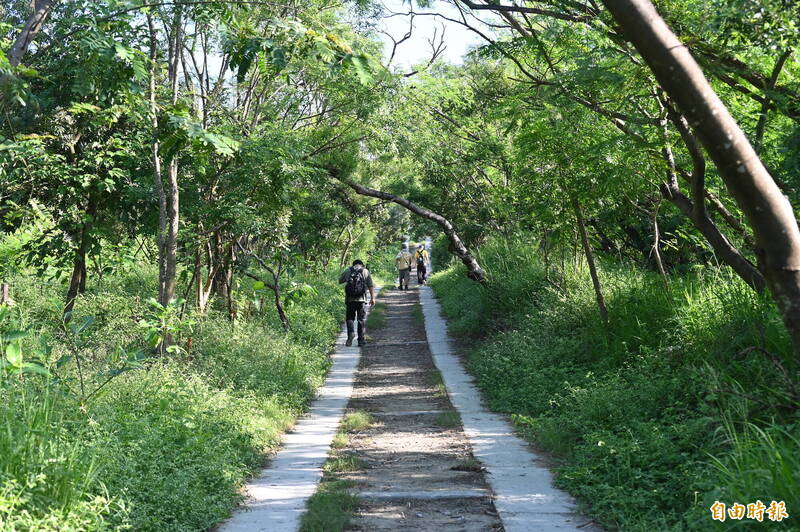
[345,267,367,298]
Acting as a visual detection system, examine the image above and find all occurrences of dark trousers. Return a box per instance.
[417,263,427,282]
[346,301,366,341]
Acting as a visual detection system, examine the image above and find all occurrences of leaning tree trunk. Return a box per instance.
[572,197,609,326]
[7,0,59,67]
[602,0,800,357]
[271,282,290,332]
[337,175,485,282]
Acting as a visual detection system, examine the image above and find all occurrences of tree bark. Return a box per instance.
[659,141,766,291]
[336,175,485,282]
[272,284,289,332]
[0,283,9,305]
[340,227,354,269]
[651,201,669,290]
[7,0,59,67]
[64,208,94,319]
[602,0,800,357]
[146,11,169,306]
[162,156,179,305]
[160,8,182,306]
[572,197,609,326]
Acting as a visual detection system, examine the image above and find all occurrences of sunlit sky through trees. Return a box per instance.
[377,0,484,69]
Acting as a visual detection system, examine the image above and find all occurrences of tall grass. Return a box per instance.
[429,236,798,530]
[0,384,124,530]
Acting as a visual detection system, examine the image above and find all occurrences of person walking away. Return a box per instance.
[339,259,375,346]
[415,244,429,284]
[395,247,413,290]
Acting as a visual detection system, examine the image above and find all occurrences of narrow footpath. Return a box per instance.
[337,284,502,530]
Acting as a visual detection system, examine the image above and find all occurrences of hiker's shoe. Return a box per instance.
[345,334,354,347]
[358,340,366,347]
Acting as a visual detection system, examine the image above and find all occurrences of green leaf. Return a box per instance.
[70,315,95,335]
[252,281,266,290]
[2,330,27,342]
[349,54,373,85]
[21,361,49,376]
[5,342,22,367]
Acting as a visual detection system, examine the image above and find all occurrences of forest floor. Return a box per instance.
[330,284,503,531]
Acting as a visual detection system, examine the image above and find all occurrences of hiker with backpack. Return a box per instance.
[395,246,413,290]
[339,259,375,347]
[415,244,429,285]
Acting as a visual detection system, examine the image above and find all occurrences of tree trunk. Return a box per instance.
[146,11,169,306]
[159,8,183,306]
[602,0,800,357]
[226,243,236,321]
[0,283,9,305]
[7,0,59,67]
[340,227,354,268]
[161,157,179,305]
[64,212,94,319]
[272,284,290,332]
[650,200,669,290]
[572,197,609,326]
[337,175,485,282]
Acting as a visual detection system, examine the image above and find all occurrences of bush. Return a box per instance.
[429,236,798,531]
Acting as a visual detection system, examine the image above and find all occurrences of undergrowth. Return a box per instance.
[0,263,344,531]
[429,236,799,531]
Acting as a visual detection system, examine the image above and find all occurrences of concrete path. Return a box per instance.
[219,323,363,532]
[333,286,502,531]
[420,285,599,531]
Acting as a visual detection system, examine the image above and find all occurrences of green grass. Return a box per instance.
[299,479,359,532]
[324,454,368,474]
[435,410,461,428]
[427,370,448,398]
[302,409,373,531]
[411,302,424,325]
[366,302,387,329]
[331,432,349,449]
[340,410,374,432]
[429,236,798,531]
[0,264,346,531]
[450,457,483,472]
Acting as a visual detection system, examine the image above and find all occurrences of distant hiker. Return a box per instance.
[415,244,429,284]
[395,247,413,290]
[339,259,375,347]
